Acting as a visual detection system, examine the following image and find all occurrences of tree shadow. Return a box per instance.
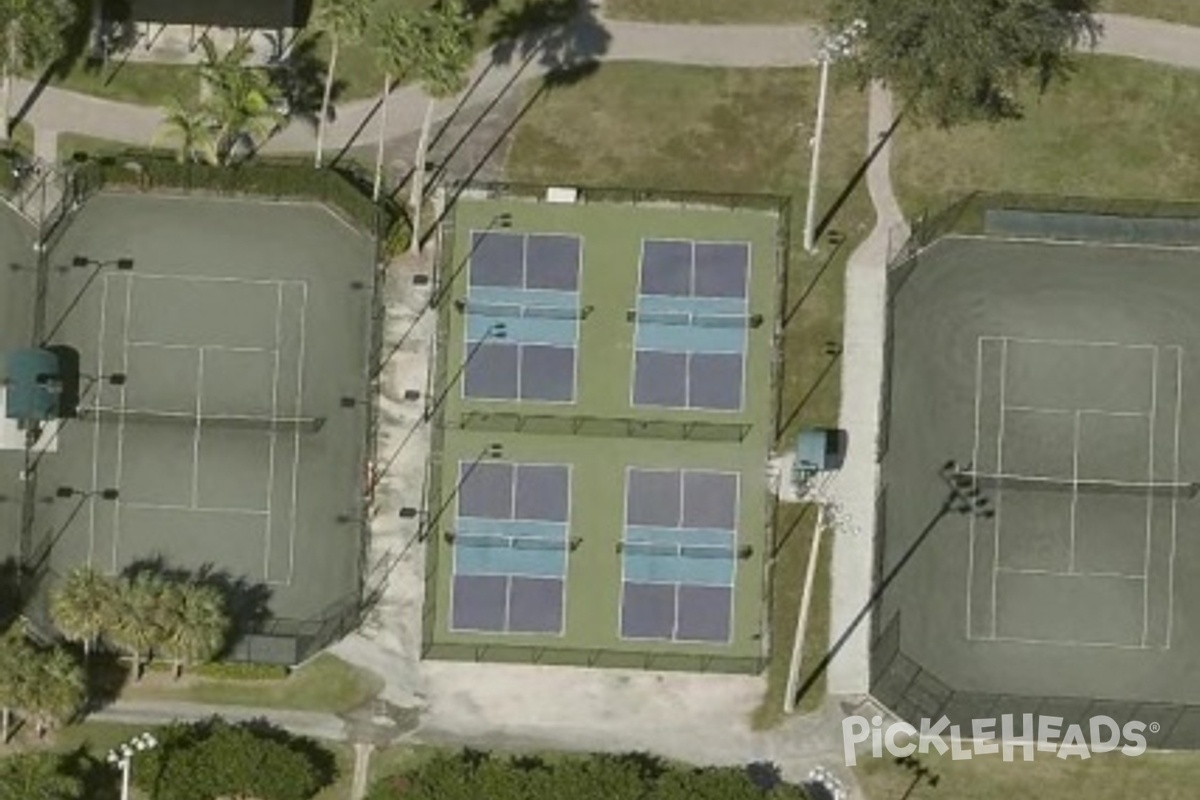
[488,0,611,75]
[81,649,131,713]
[61,746,121,800]
[270,32,344,132]
[120,557,273,657]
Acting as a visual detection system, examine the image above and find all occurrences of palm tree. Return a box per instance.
[0,0,74,141]
[198,35,285,164]
[20,647,83,739]
[370,10,408,202]
[49,567,116,662]
[0,753,81,800]
[312,0,369,168]
[158,582,229,679]
[399,0,474,253]
[0,625,35,743]
[154,97,219,165]
[108,573,166,681]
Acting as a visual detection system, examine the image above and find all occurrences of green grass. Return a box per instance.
[1101,0,1200,25]
[894,55,1200,219]
[50,60,198,106]
[605,0,824,23]
[857,750,1200,800]
[120,653,383,714]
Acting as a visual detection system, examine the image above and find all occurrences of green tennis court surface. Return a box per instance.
[879,224,1200,746]
[17,193,374,657]
[423,192,785,671]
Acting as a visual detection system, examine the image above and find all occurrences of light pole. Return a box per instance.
[107,731,157,800]
[41,255,134,345]
[423,321,507,423]
[802,19,867,253]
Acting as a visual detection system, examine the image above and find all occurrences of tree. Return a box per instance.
[0,752,81,800]
[0,624,35,743]
[49,566,116,662]
[312,0,370,168]
[154,97,219,165]
[157,581,229,679]
[394,0,474,253]
[827,0,1100,125]
[135,717,336,800]
[19,646,83,739]
[108,573,166,681]
[198,35,285,164]
[369,10,408,202]
[0,0,74,141]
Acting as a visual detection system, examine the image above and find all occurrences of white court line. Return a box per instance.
[1004,405,1149,418]
[125,340,273,354]
[88,275,110,568]
[129,272,305,288]
[1141,346,1159,647]
[281,281,308,586]
[191,349,205,508]
[121,502,269,516]
[946,233,1200,255]
[990,338,1008,638]
[1166,346,1184,648]
[111,274,135,573]
[980,334,1157,351]
[1068,410,1081,574]
[966,337,983,640]
[263,284,283,581]
[990,635,1151,651]
[995,566,1145,580]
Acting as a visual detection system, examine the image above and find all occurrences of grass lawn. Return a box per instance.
[857,750,1200,800]
[893,55,1200,218]
[504,61,871,711]
[604,0,824,24]
[1101,0,1200,25]
[49,60,198,106]
[120,653,383,714]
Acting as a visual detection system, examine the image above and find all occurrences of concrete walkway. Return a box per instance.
[12,12,1200,160]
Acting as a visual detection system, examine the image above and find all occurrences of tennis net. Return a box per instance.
[464,301,582,320]
[959,472,1199,498]
[79,406,326,434]
[627,309,761,329]
[619,541,735,559]
[453,533,567,551]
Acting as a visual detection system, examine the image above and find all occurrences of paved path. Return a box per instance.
[11,13,1200,160]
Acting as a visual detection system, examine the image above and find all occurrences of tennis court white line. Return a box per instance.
[988,634,1151,651]
[1004,405,1149,418]
[1141,346,1159,647]
[125,341,273,354]
[263,283,283,581]
[981,334,1158,351]
[281,281,308,586]
[121,502,270,516]
[191,349,205,508]
[990,339,1008,638]
[994,566,1145,580]
[946,233,1200,255]
[966,337,983,640]
[1166,346,1184,648]
[88,275,110,569]
[1068,410,1081,573]
[111,273,135,573]
[129,272,306,288]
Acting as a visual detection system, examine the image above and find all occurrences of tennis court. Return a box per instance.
[879,229,1200,712]
[423,192,784,670]
[28,193,374,627]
